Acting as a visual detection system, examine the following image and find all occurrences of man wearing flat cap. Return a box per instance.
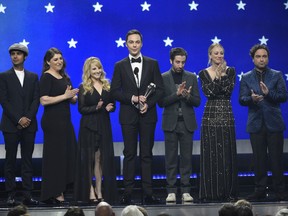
[0,43,40,206]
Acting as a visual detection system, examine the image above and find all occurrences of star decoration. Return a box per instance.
[20,39,30,47]
[141,1,151,11]
[238,71,245,81]
[45,3,55,13]
[211,36,221,44]
[93,2,103,12]
[67,38,78,48]
[163,37,173,47]
[259,36,268,45]
[115,37,125,47]
[284,1,288,10]
[236,0,246,10]
[285,74,288,81]
[188,1,199,11]
[0,3,7,13]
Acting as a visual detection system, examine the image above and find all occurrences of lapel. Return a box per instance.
[168,70,177,93]
[140,56,147,87]
[182,71,189,84]
[123,57,137,87]
[250,70,261,94]
[22,70,30,94]
[9,69,25,96]
[263,68,272,84]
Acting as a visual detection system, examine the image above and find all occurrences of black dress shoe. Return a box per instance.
[247,191,266,201]
[89,199,100,204]
[6,195,16,206]
[120,194,132,205]
[22,197,39,205]
[43,198,67,205]
[144,195,161,205]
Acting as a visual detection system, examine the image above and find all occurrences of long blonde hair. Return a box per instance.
[81,57,110,95]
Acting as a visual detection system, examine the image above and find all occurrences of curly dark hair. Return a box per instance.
[249,44,270,58]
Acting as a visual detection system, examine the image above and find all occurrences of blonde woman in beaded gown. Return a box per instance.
[198,43,238,202]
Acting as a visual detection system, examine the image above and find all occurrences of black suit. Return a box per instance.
[111,56,164,196]
[0,68,39,197]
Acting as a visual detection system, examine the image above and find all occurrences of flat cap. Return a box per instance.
[8,43,29,56]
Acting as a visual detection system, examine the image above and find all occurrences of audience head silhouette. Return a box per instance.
[95,201,115,216]
[121,205,144,216]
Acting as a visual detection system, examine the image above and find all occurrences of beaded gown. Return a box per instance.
[198,67,238,201]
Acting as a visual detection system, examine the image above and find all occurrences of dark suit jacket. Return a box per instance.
[159,70,201,132]
[111,56,164,124]
[0,68,40,133]
[239,67,287,133]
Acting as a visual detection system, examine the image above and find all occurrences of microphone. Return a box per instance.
[133,67,140,112]
[134,67,139,88]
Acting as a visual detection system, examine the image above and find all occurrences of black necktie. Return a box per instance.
[131,57,141,63]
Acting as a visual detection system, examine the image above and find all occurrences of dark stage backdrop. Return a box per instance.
[0,0,288,144]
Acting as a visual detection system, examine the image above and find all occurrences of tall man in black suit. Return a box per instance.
[159,47,200,203]
[111,29,164,205]
[0,43,40,205]
[239,44,288,201]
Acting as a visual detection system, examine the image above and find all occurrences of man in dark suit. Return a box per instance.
[0,43,40,205]
[158,47,200,203]
[111,29,164,205]
[239,44,288,201]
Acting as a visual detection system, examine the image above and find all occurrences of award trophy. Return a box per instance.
[135,83,156,110]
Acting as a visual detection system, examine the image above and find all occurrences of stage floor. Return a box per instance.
[0,183,288,216]
[0,200,287,216]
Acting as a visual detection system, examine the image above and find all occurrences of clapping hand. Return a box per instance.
[260,81,269,95]
[177,81,192,98]
[64,85,79,99]
[251,90,264,103]
[105,103,114,112]
[215,60,227,79]
[177,82,186,96]
[96,99,104,110]
[182,86,192,98]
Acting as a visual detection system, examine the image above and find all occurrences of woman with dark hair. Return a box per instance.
[39,47,79,204]
[74,57,117,204]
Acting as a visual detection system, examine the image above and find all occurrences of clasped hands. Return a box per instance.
[177,81,192,98]
[251,81,269,103]
[132,95,148,114]
[96,99,114,112]
[18,117,31,129]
